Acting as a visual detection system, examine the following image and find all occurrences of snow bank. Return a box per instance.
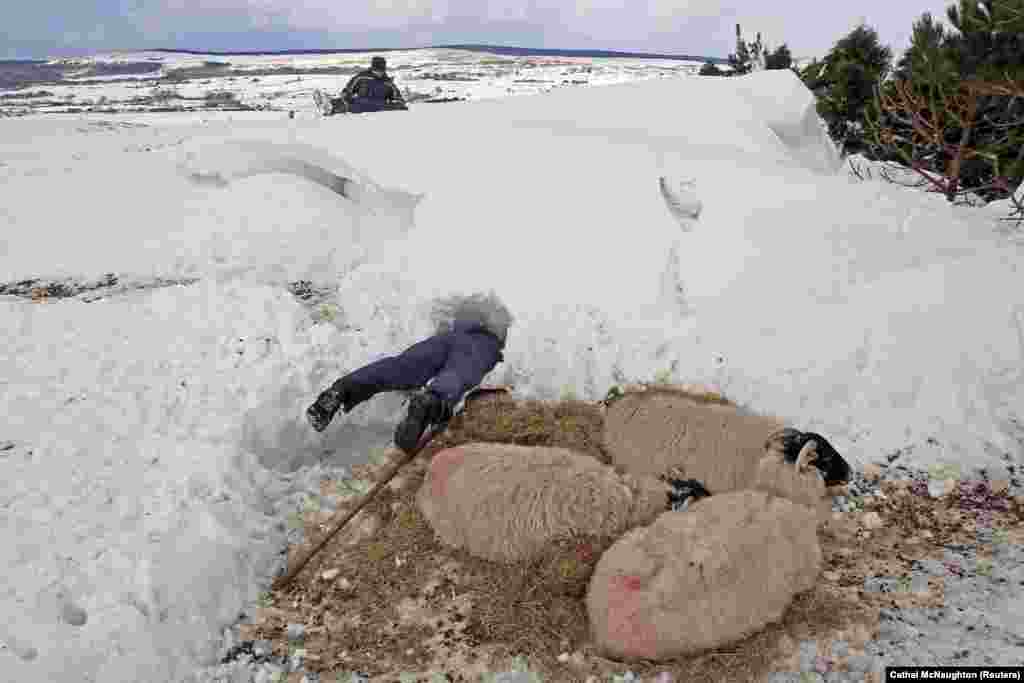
[1,68,1022,682]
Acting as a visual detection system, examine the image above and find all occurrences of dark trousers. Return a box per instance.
[338,330,502,407]
[330,97,406,114]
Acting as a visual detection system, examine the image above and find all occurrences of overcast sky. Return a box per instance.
[4,0,955,61]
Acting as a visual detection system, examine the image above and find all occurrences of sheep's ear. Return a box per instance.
[764,428,799,459]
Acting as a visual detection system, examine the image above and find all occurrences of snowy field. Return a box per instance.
[1,61,1023,683]
[0,48,704,118]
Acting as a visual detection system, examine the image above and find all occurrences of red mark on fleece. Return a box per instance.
[575,543,595,563]
[603,573,659,658]
[429,448,468,500]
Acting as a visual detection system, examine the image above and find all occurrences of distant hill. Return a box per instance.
[436,44,727,64]
[147,45,729,65]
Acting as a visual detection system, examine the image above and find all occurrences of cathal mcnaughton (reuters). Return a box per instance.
[889,670,1022,680]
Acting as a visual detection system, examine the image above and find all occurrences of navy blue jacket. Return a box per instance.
[339,323,503,407]
[342,69,405,110]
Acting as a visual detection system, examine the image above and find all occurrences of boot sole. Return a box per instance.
[395,395,433,453]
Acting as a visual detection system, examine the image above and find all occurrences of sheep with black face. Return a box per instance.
[764,427,852,487]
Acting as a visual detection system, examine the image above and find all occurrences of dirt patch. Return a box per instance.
[250,389,1024,682]
[431,391,608,464]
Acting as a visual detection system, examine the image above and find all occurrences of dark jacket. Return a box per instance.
[339,293,512,406]
[340,323,503,406]
[342,69,405,107]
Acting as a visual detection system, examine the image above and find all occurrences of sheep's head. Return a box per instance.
[765,428,851,487]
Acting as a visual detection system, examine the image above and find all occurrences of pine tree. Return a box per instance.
[894,13,955,84]
[802,23,893,153]
[946,0,1024,81]
[765,44,793,70]
[728,23,753,75]
[749,32,766,71]
[866,1,1024,202]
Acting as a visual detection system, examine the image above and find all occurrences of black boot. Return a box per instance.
[394,389,452,454]
[305,379,365,432]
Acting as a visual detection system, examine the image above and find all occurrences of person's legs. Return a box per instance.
[306,333,453,432]
[394,331,503,452]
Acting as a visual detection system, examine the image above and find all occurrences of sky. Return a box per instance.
[3,0,955,61]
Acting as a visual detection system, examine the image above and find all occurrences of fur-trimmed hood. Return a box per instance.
[429,291,514,348]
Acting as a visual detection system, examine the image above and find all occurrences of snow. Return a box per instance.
[2,62,1023,683]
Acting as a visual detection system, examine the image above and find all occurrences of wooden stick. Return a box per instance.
[272,385,510,590]
[271,438,425,591]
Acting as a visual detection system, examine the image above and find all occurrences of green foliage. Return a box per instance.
[368,445,393,466]
[802,23,893,154]
[602,385,624,405]
[728,24,766,75]
[895,12,956,84]
[728,24,754,75]
[765,44,793,70]
[286,511,305,530]
[653,367,674,385]
[856,1,1024,201]
[338,477,372,496]
[317,303,338,322]
[927,462,963,480]
[946,0,1024,81]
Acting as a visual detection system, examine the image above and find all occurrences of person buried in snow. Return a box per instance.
[306,292,513,454]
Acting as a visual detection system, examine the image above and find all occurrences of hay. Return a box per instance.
[417,443,668,563]
[434,392,608,463]
[586,490,821,661]
[602,387,783,492]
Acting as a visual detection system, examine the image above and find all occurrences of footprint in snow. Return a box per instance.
[659,175,702,231]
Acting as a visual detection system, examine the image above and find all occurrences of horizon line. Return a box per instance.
[31,43,731,64]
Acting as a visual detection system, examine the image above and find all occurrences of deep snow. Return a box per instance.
[1,67,1023,682]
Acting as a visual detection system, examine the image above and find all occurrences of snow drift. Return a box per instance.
[0,67,1021,683]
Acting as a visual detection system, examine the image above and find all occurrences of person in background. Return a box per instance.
[312,55,407,116]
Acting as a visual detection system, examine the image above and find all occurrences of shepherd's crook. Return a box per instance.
[271,385,508,590]
[271,441,422,590]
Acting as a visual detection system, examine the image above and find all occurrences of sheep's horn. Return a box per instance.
[795,440,819,472]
